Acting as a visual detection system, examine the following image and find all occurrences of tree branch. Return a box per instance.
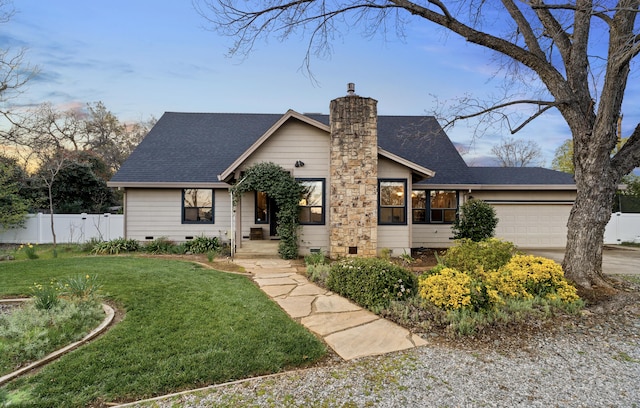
[611,122,640,178]
[530,0,573,61]
[529,2,614,25]
[501,0,546,59]
[444,98,560,126]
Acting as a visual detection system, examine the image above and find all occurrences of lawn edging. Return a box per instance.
[0,300,115,386]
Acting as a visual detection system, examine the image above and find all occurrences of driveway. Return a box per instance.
[525,245,640,275]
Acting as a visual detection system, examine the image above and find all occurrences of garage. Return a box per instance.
[490,202,573,248]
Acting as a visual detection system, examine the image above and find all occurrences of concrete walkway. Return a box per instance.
[234,258,427,361]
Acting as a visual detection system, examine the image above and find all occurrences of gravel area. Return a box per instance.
[127,310,640,408]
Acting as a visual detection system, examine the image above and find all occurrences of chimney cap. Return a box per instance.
[347,83,356,96]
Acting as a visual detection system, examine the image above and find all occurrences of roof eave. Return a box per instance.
[107,181,231,189]
[414,183,577,190]
[378,147,435,180]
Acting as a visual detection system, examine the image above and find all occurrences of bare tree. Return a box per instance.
[36,149,70,251]
[85,102,156,172]
[5,103,85,152]
[196,0,640,291]
[0,1,37,138]
[2,102,155,174]
[491,137,544,167]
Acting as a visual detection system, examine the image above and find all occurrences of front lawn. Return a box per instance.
[0,257,326,407]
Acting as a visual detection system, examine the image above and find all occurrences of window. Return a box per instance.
[411,190,427,223]
[412,190,457,223]
[255,191,268,224]
[379,180,406,224]
[182,189,213,223]
[298,179,325,225]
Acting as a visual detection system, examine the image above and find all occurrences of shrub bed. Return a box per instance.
[91,235,222,256]
[0,274,104,376]
[307,239,583,337]
[416,239,583,334]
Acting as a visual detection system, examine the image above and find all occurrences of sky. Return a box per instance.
[1,0,639,167]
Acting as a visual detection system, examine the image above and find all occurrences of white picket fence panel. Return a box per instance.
[604,212,640,244]
[0,213,124,244]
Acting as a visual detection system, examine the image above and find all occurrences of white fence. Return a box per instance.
[1,212,637,246]
[604,212,640,244]
[0,213,124,244]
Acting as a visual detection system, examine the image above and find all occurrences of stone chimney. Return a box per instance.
[329,83,378,259]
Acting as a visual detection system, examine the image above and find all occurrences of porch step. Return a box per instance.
[234,240,280,258]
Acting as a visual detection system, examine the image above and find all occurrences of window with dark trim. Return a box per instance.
[182,189,214,223]
[412,190,457,223]
[379,179,406,225]
[298,179,325,225]
[255,191,268,224]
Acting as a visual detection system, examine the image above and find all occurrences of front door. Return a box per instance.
[269,198,279,237]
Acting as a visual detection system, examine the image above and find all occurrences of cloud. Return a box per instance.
[0,32,28,48]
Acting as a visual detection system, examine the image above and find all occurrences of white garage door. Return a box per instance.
[491,203,572,248]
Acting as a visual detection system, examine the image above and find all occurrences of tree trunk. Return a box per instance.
[563,160,616,290]
[48,184,57,248]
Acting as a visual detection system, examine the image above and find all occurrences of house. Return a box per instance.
[108,84,576,258]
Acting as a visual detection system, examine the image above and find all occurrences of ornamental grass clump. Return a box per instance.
[326,257,417,310]
[58,274,103,302]
[143,236,177,254]
[31,280,60,310]
[91,238,140,254]
[183,235,220,254]
[18,243,39,260]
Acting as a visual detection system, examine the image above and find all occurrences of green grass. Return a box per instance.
[0,256,326,407]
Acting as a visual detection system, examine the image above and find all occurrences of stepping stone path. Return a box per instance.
[234,259,427,361]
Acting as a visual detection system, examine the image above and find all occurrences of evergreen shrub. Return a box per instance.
[452,199,498,241]
[326,257,417,310]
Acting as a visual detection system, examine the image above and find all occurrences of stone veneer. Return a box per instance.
[329,90,378,259]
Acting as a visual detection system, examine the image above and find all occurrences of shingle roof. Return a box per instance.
[111,113,283,184]
[110,111,574,188]
[466,167,575,185]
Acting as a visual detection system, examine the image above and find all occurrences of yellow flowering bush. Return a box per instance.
[419,268,472,310]
[419,254,580,312]
[495,254,579,302]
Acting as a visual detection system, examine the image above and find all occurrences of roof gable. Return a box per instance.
[218,110,329,182]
